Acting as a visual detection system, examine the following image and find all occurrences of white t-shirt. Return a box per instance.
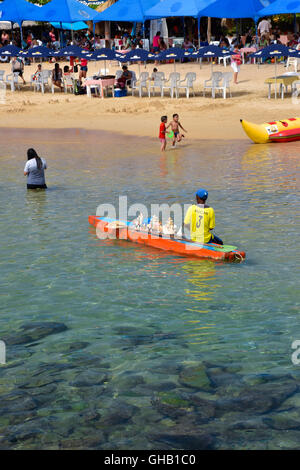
[258,20,272,34]
[24,158,47,185]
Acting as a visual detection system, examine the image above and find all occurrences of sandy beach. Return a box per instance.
[0,60,298,140]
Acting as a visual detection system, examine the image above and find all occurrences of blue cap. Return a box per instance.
[196,189,208,200]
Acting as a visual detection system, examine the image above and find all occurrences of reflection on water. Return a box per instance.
[0,129,299,450]
[241,143,300,193]
[182,260,217,302]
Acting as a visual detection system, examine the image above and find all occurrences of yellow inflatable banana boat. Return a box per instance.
[241,118,300,143]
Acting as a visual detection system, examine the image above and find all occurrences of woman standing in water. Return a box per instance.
[24,148,47,189]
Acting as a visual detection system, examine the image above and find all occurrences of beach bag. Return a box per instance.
[73,80,86,95]
[74,64,79,73]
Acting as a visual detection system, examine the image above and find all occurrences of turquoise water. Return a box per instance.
[0,128,299,449]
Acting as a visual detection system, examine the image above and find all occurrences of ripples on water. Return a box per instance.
[0,128,299,449]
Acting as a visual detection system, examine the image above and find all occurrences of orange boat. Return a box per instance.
[89,216,246,263]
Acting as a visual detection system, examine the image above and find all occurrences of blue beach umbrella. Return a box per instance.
[249,44,297,59]
[258,0,300,16]
[249,44,298,98]
[0,45,21,57]
[50,22,88,31]
[52,45,90,58]
[122,49,155,75]
[20,46,54,58]
[124,49,153,62]
[87,49,117,61]
[191,45,234,70]
[0,0,42,42]
[156,47,190,71]
[30,0,98,22]
[84,48,118,75]
[192,45,234,59]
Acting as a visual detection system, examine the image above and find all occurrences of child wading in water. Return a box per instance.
[166,114,187,147]
[159,115,167,152]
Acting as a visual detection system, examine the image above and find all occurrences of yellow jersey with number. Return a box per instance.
[184,204,215,243]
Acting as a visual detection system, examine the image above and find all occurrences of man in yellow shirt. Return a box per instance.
[184,189,223,245]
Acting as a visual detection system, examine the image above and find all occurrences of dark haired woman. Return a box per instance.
[24,149,47,189]
[52,62,63,91]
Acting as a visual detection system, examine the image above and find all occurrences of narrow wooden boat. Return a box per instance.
[89,216,246,263]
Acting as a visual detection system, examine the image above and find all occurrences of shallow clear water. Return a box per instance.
[0,128,299,449]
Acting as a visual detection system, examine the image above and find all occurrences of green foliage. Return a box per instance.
[29,0,51,4]
[271,14,296,31]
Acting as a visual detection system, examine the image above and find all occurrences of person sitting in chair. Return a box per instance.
[116,65,132,89]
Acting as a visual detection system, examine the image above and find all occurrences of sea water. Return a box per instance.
[0,128,299,449]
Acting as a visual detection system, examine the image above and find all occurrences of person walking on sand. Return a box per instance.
[11,57,26,85]
[159,115,167,152]
[231,47,242,84]
[166,114,187,147]
[24,148,47,190]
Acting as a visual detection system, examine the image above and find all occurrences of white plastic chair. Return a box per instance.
[214,72,232,99]
[0,80,6,103]
[115,70,123,80]
[177,72,196,98]
[0,70,5,82]
[292,79,300,98]
[131,71,149,97]
[161,72,180,98]
[279,73,299,99]
[31,71,42,91]
[286,57,299,73]
[203,71,223,98]
[141,38,150,51]
[148,72,165,97]
[34,70,53,93]
[5,72,21,92]
[127,70,136,89]
[63,75,74,94]
[95,39,106,49]
[218,55,232,67]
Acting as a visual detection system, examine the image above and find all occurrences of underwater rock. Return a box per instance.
[3,322,68,346]
[54,342,90,354]
[59,434,105,450]
[66,353,110,369]
[70,370,108,388]
[8,411,37,426]
[4,396,38,412]
[226,415,269,431]
[143,381,177,392]
[216,379,297,416]
[112,374,145,389]
[100,400,139,426]
[243,373,296,387]
[149,429,216,450]
[187,394,216,422]
[151,392,192,420]
[178,364,212,392]
[78,409,101,425]
[21,377,58,389]
[149,364,181,375]
[26,384,57,397]
[263,414,300,430]
[219,428,271,450]
[205,366,243,389]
